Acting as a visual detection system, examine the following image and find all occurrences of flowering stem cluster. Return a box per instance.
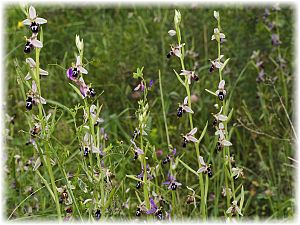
[210,11,244,219]
[21,5,62,220]
[66,35,113,221]
[170,10,207,219]
[131,68,152,212]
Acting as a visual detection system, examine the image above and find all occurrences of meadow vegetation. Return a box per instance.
[4,3,295,221]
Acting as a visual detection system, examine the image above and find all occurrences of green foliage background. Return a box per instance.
[4,4,295,220]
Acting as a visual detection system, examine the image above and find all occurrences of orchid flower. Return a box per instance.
[177,96,194,118]
[22,6,47,34]
[82,132,101,156]
[180,70,199,84]
[182,127,198,147]
[226,200,243,216]
[197,156,213,177]
[215,79,227,101]
[130,139,144,160]
[209,55,224,73]
[212,106,228,126]
[211,28,225,42]
[26,80,46,110]
[24,33,43,54]
[232,167,244,179]
[167,43,185,58]
[77,77,96,98]
[25,58,48,80]
[146,198,163,220]
[67,55,88,81]
[162,173,182,190]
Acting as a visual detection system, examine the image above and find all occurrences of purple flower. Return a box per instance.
[149,79,154,88]
[162,173,182,191]
[271,34,282,46]
[256,69,265,82]
[78,77,89,97]
[156,149,163,157]
[162,148,176,165]
[130,139,144,160]
[135,164,153,189]
[262,8,270,21]
[146,198,158,214]
[67,56,88,81]
[66,68,76,81]
[99,144,105,156]
[146,198,163,220]
[134,80,145,92]
[77,77,96,98]
[137,164,153,180]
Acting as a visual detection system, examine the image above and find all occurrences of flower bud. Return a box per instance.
[214,11,219,20]
[75,35,84,52]
[168,29,176,37]
[174,10,181,27]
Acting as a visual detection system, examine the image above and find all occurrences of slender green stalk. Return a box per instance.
[158,70,170,147]
[55,152,83,221]
[44,144,62,221]
[217,12,235,207]
[31,27,62,221]
[159,69,178,217]
[174,10,206,219]
[275,10,288,107]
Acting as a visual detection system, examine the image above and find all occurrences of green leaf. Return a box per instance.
[69,83,83,99]
[77,177,88,193]
[220,58,230,72]
[126,175,143,182]
[226,108,234,122]
[173,69,185,87]
[198,121,208,143]
[104,143,113,153]
[103,188,116,210]
[240,185,245,210]
[205,88,217,97]
[204,175,209,205]
[178,158,199,177]
[46,99,75,116]
[33,157,42,171]
[133,67,144,79]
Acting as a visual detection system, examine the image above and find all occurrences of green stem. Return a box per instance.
[140,123,150,212]
[158,70,170,147]
[32,29,61,221]
[217,16,236,210]
[175,16,206,220]
[275,10,288,109]
[44,144,62,221]
[171,191,176,219]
